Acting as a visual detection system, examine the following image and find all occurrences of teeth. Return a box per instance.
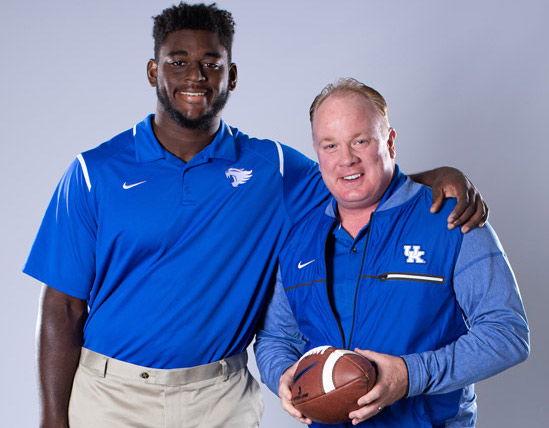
[343,174,361,180]
[180,92,206,96]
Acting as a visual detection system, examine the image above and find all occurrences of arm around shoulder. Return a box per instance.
[410,166,488,232]
[37,284,88,428]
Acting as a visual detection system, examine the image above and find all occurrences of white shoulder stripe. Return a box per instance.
[76,154,91,191]
[133,124,137,136]
[274,141,284,177]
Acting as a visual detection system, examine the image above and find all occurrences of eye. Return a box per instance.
[203,62,222,69]
[322,143,337,153]
[168,60,186,67]
[353,139,370,148]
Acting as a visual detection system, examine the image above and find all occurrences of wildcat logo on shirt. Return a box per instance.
[404,245,426,263]
[225,168,253,187]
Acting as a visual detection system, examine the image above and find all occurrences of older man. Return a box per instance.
[254,78,529,427]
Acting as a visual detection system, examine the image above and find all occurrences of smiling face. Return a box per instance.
[313,92,396,216]
[147,29,237,130]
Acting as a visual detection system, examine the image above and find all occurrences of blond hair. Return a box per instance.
[309,78,389,126]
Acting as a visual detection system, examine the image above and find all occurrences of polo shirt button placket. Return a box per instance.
[181,168,192,205]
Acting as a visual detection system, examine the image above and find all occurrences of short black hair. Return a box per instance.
[152,2,235,60]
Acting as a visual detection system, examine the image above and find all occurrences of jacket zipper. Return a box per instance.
[346,217,373,349]
[324,220,347,348]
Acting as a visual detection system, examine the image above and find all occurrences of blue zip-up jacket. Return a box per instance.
[255,171,529,427]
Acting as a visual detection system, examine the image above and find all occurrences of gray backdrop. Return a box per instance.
[2,0,547,426]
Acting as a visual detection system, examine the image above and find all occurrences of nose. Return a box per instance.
[186,61,206,82]
[339,144,358,166]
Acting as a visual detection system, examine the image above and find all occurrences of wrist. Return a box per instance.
[399,356,410,399]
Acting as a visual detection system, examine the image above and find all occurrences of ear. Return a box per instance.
[387,127,396,159]
[228,63,238,91]
[147,59,158,87]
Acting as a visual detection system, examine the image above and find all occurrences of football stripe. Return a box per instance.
[322,353,340,393]
[334,349,357,357]
[322,349,360,393]
[301,345,330,360]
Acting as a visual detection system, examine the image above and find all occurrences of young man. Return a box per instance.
[254,79,529,427]
[25,4,487,428]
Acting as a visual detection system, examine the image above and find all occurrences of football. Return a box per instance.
[291,346,376,424]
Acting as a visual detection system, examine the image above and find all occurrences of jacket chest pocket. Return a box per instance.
[375,272,445,284]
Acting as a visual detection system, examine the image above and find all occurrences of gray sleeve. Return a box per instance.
[253,269,307,395]
[402,223,530,396]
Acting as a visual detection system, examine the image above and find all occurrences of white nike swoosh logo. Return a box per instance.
[298,259,315,269]
[123,181,147,189]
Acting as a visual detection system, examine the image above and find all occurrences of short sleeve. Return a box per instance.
[23,156,97,300]
[279,144,329,225]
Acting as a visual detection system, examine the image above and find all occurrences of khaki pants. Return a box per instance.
[68,348,263,428]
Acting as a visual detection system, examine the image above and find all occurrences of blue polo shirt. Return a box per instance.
[24,115,328,369]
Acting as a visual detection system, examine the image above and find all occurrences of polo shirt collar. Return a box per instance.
[133,114,236,163]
